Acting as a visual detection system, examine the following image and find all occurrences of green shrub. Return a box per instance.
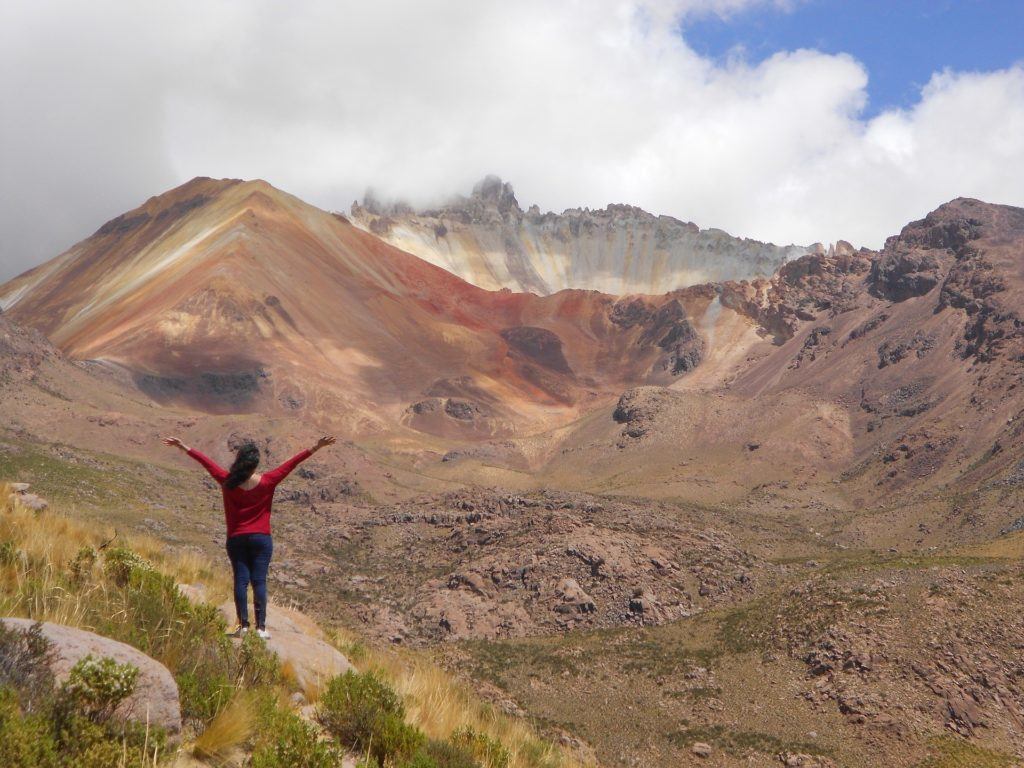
[62,655,138,723]
[237,630,282,688]
[451,726,511,768]
[0,539,19,565]
[318,670,423,764]
[0,687,59,768]
[251,700,340,768]
[0,621,55,713]
[54,710,163,768]
[400,739,483,768]
[68,546,97,583]
[0,683,164,768]
[371,713,426,764]
[102,546,154,587]
[178,665,233,724]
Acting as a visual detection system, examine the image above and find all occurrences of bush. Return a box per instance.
[370,712,426,765]
[102,546,154,587]
[318,670,423,764]
[399,739,484,768]
[54,711,164,768]
[0,687,58,768]
[68,546,97,583]
[237,630,282,688]
[451,726,511,768]
[0,621,55,713]
[62,655,138,723]
[0,539,19,565]
[178,664,234,724]
[251,700,340,768]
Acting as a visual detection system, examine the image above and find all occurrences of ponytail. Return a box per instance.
[224,442,260,489]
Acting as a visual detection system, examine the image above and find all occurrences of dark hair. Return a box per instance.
[224,442,260,489]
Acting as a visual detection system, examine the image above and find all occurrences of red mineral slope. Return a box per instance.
[0,178,709,438]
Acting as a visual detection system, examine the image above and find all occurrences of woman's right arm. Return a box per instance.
[163,437,227,482]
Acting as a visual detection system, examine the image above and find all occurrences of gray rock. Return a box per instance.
[0,618,181,739]
[691,741,712,757]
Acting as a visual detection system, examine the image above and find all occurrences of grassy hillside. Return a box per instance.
[0,485,588,767]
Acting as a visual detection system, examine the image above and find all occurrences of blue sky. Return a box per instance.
[683,0,1024,115]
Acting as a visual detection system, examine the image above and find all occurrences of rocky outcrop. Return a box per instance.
[721,242,873,343]
[613,386,682,440]
[637,299,705,374]
[0,618,181,738]
[216,601,353,691]
[351,176,811,295]
[500,326,573,374]
[334,489,761,641]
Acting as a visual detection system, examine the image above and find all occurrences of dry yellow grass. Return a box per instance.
[190,691,256,761]
[0,484,228,626]
[326,626,591,768]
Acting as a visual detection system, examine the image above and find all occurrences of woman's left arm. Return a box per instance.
[263,436,336,484]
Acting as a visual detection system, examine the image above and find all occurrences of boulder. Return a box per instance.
[17,493,47,511]
[0,618,181,738]
[554,577,596,614]
[691,741,713,757]
[779,754,836,768]
[218,601,353,691]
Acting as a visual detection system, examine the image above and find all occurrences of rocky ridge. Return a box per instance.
[351,175,812,295]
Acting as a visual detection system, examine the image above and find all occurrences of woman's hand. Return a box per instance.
[312,435,336,453]
[162,436,190,453]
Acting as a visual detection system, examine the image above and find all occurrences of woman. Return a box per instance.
[162,434,336,638]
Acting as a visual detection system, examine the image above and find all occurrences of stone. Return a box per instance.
[0,618,181,739]
[779,754,835,768]
[628,587,662,620]
[554,578,596,614]
[14,492,47,511]
[691,741,712,757]
[218,601,353,691]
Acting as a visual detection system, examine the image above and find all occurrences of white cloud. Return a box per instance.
[1,0,1023,280]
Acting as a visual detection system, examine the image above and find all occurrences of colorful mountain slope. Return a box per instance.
[0,178,709,437]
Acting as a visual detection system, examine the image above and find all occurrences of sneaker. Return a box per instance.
[226,624,249,638]
[256,628,271,640]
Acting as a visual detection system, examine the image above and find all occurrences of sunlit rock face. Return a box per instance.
[350,176,811,296]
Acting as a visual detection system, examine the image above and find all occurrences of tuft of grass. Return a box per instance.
[368,644,587,768]
[191,691,256,761]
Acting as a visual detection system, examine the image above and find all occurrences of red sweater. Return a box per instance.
[187,447,312,538]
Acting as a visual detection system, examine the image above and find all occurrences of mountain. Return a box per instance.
[0,177,714,439]
[6,180,1024,766]
[7,180,1024,516]
[349,175,811,295]
[537,198,1024,541]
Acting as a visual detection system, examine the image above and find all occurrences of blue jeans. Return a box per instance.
[226,533,273,629]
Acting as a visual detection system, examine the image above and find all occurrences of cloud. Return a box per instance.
[1,0,1023,280]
